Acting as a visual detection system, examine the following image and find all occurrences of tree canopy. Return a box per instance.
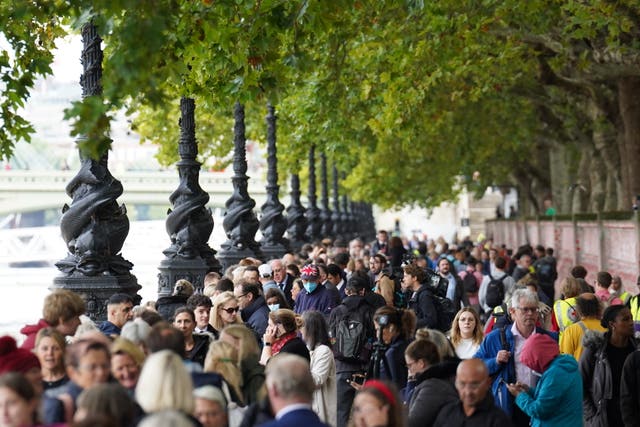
[2,0,640,214]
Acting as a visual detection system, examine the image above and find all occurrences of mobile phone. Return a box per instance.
[350,373,366,386]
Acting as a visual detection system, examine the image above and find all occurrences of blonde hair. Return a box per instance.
[35,327,66,372]
[135,350,194,414]
[211,292,242,331]
[220,324,260,364]
[415,328,455,359]
[204,341,244,406]
[560,277,582,299]
[449,307,483,347]
[111,337,146,367]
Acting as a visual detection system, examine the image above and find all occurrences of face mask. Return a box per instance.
[609,288,616,295]
[268,304,280,312]
[304,282,318,293]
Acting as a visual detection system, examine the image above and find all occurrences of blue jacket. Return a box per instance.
[474,327,558,416]
[261,407,330,427]
[515,354,582,427]
[294,284,335,316]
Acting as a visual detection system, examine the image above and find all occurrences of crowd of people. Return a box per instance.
[1,230,640,427]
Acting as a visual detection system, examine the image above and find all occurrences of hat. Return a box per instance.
[0,336,40,374]
[300,265,319,281]
[258,264,273,278]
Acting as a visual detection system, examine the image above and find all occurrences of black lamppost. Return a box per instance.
[286,172,308,252]
[259,104,289,260]
[306,145,322,241]
[331,163,342,238]
[319,152,333,239]
[341,172,352,240]
[53,22,140,321]
[157,97,221,296]
[218,103,262,268]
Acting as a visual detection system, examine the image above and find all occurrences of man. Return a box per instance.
[20,289,86,350]
[193,385,228,427]
[323,263,344,304]
[532,245,558,301]
[294,264,335,316]
[98,293,134,338]
[329,274,377,427]
[404,263,438,329]
[594,271,622,305]
[234,281,269,341]
[474,288,557,426]
[370,230,388,256]
[261,354,329,427]
[271,258,295,308]
[511,253,532,283]
[559,293,605,360]
[479,256,516,315]
[242,265,261,284]
[348,238,365,259]
[434,359,512,427]
[438,257,467,310]
[369,254,395,298]
[187,293,217,336]
[258,263,284,297]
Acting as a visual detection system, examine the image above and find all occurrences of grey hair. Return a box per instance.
[265,354,314,401]
[511,288,539,309]
[121,318,151,345]
[138,410,193,427]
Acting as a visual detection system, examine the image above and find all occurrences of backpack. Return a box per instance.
[433,294,456,333]
[535,258,556,285]
[485,274,507,309]
[333,307,373,363]
[425,268,448,298]
[461,271,479,294]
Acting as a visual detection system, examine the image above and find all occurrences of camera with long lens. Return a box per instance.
[377,314,390,328]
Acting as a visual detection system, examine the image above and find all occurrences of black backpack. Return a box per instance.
[333,307,373,363]
[433,294,456,333]
[535,258,556,285]
[462,271,479,293]
[485,274,507,309]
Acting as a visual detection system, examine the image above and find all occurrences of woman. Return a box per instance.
[173,307,211,368]
[219,325,265,406]
[372,306,416,389]
[449,308,483,359]
[193,385,229,427]
[0,372,42,427]
[415,328,456,359]
[404,340,458,427]
[204,340,244,406]
[211,292,243,336]
[111,337,145,394]
[34,327,68,391]
[301,311,336,427]
[507,334,582,427]
[135,350,198,426]
[581,304,636,427]
[351,380,404,427]
[260,309,309,365]
[264,288,290,312]
[291,279,304,308]
[73,383,136,427]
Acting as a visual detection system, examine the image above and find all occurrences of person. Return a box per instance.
[234,282,269,343]
[0,372,43,427]
[34,327,68,391]
[479,256,515,316]
[290,279,304,310]
[242,266,260,284]
[580,304,636,427]
[264,288,290,312]
[594,271,622,306]
[186,293,217,337]
[135,350,199,425]
[403,263,438,329]
[20,289,86,351]
[404,339,457,427]
[0,336,43,397]
[610,275,631,305]
[203,340,244,406]
[370,230,389,256]
[294,265,336,316]
[438,258,467,310]
[110,337,145,394]
[351,379,404,427]
[433,359,512,427]
[553,277,581,338]
[328,274,377,427]
[98,293,134,338]
[218,324,265,406]
[449,308,483,359]
[506,333,582,427]
[211,292,243,336]
[325,263,347,304]
[627,275,640,337]
[260,309,309,365]
[258,264,284,298]
[259,353,328,427]
[372,306,416,389]
[73,382,136,427]
[173,307,211,368]
[531,245,558,302]
[474,289,557,426]
[369,254,395,307]
[511,253,532,284]
[156,280,194,322]
[270,258,295,308]
[193,385,228,427]
[300,311,336,427]
[120,318,152,355]
[559,293,605,360]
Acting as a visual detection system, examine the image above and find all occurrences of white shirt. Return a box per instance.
[511,323,538,387]
[454,337,480,359]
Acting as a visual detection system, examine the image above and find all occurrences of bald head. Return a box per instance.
[457,358,488,378]
[455,359,491,415]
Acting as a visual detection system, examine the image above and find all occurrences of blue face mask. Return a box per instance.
[304,281,318,293]
[268,304,280,312]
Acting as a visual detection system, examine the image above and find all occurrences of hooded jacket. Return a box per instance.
[20,318,50,351]
[516,334,582,427]
[621,350,640,427]
[329,294,376,373]
[407,358,460,427]
[579,330,637,427]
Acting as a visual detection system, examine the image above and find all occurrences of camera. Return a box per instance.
[377,314,390,327]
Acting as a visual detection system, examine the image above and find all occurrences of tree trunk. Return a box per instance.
[572,151,591,213]
[618,77,640,209]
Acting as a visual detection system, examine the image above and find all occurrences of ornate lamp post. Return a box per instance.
[286,172,308,252]
[259,104,289,260]
[341,172,352,240]
[218,103,262,268]
[331,163,342,238]
[157,97,221,296]
[319,152,333,239]
[53,22,140,321]
[306,145,322,241]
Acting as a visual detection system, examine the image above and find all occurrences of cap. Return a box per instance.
[258,264,273,278]
[300,265,319,281]
[0,336,40,374]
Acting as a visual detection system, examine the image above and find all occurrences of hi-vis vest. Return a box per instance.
[554,297,579,335]
[619,291,631,305]
[630,295,640,323]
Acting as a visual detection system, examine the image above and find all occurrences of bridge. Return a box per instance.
[0,170,272,216]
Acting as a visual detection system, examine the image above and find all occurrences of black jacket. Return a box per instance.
[329,294,376,373]
[409,285,438,329]
[433,393,513,427]
[408,359,460,427]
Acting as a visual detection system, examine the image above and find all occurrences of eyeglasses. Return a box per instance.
[455,380,484,390]
[221,307,240,314]
[516,306,538,314]
[236,293,248,299]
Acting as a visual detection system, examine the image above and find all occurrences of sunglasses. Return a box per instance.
[221,307,240,314]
